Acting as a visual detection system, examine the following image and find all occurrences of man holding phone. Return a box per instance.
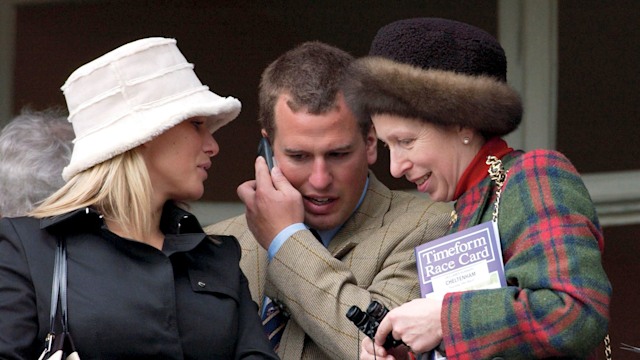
[205,41,451,360]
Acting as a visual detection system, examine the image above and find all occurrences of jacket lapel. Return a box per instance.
[277,320,306,360]
[236,223,269,307]
[328,173,390,258]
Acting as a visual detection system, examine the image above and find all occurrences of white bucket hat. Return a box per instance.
[60,37,241,181]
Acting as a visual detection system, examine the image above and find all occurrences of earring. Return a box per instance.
[463,137,470,145]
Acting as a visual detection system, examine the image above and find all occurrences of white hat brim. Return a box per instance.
[62,89,240,181]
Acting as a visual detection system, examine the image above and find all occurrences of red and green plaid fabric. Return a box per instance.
[443,149,611,359]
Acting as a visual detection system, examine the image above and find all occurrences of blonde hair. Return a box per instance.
[30,148,154,240]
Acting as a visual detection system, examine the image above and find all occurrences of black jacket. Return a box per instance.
[0,203,278,359]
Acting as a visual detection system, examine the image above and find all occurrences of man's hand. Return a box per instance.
[374,298,443,354]
[237,156,305,249]
[360,338,410,360]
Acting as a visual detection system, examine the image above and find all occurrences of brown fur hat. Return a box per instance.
[342,18,522,138]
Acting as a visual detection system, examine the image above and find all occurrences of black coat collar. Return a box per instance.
[39,202,204,236]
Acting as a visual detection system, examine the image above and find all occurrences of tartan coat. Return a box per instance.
[442,149,611,359]
[205,172,452,360]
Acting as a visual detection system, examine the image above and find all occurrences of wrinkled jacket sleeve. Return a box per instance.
[441,150,611,359]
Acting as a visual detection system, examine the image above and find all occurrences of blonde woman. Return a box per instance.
[0,38,278,359]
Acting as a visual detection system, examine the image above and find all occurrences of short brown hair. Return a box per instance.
[258,41,370,138]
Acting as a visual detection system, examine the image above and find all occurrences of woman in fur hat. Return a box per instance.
[342,18,610,360]
[0,38,278,359]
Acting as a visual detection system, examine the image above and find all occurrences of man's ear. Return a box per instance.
[261,129,268,138]
[365,126,378,165]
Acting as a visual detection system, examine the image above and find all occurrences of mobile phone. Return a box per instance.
[257,137,275,172]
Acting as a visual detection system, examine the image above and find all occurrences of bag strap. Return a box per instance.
[58,237,69,331]
[49,239,67,332]
[41,237,68,357]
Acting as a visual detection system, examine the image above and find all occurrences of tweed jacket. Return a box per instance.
[441,149,611,359]
[205,172,451,360]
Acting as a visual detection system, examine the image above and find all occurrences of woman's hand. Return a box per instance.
[374,298,444,354]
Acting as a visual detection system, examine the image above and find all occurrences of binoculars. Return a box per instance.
[346,300,403,349]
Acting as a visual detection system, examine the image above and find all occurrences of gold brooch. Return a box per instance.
[449,210,458,226]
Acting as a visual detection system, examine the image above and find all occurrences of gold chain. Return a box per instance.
[486,156,508,222]
[450,155,508,227]
[604,334,612,360]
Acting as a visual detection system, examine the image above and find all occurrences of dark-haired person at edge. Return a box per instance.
[205,41,452,360]
[342,18,611,360]
[0,37,278,359]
